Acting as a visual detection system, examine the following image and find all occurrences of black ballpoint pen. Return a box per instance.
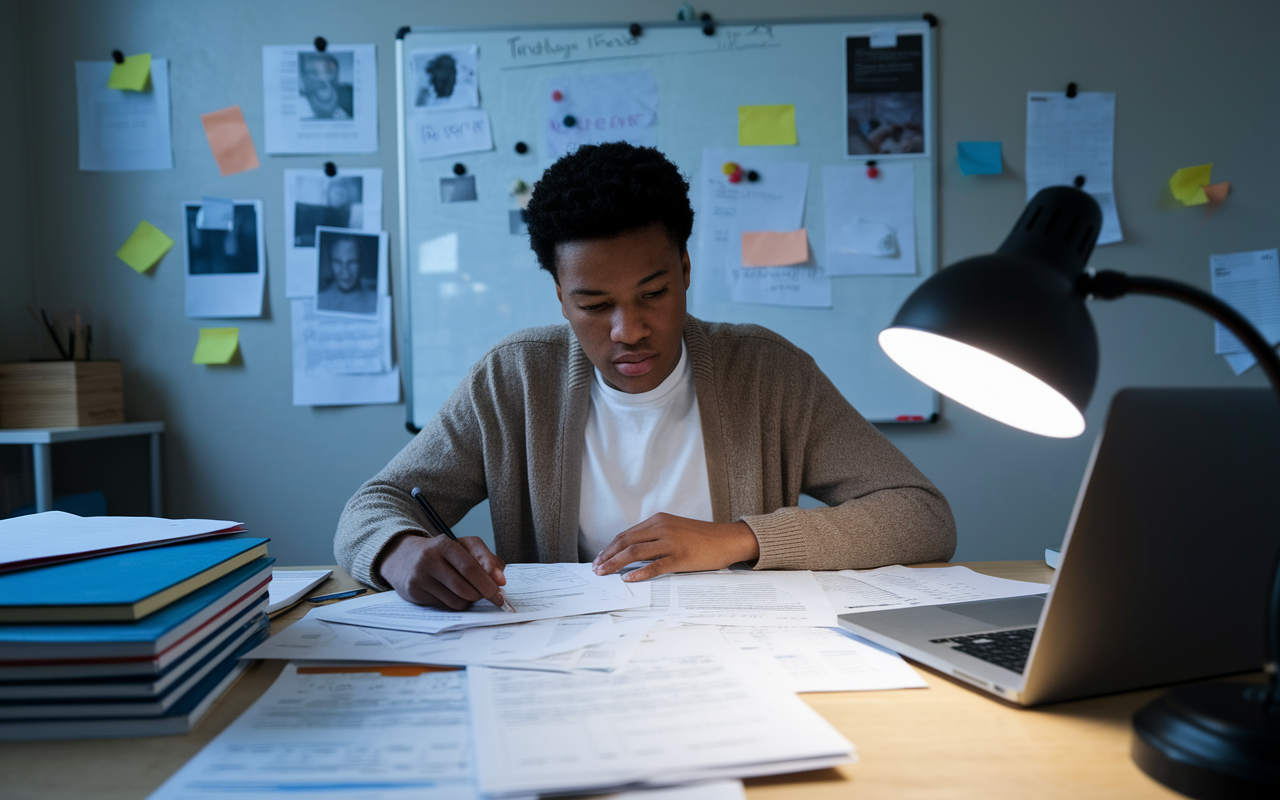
[411,487,515,612]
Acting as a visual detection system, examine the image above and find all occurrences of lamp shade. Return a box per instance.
[880,187,1104,438]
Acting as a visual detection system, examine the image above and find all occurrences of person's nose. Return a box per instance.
[610,305,649,346]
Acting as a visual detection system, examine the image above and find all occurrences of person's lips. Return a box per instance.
[613,352,657,377]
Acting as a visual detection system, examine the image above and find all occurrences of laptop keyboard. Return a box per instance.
[930,627,1036,674]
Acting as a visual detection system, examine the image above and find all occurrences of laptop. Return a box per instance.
[839,388,1280,706]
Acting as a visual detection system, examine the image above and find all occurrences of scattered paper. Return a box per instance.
[823,162,916,275]
[1026,91,1121,244]
[182,200,266,318]
[199,105,260,176]
[957,141,1002,175]
[738,104,797,146]
[147,665,477,800]
[741,229,808,267]
[409,107,494,161]
[418,232,460,274]
[815,565,1048,615]
[192,328,240,365]
[410,45,479,110]
[637,570,839,628]
[314,563,645,635]
[1209,249,1280,374]
[1170,163,1212,206]
[292,296,392,374]
[284,168,383,298]
[115,220,174,274]
[75,59,173,171]
[544,70,657,161]
[715,624,927,693]
[262,44,378,154]
[696,148,830,308]
[266,569,332,615]
[107,53,151,91]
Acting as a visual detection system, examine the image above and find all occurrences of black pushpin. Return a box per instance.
[629,23,642,37]
[324,162,337,177]
[514,141,529,155]
[112,50,125,64]
[1073,175,1086,188]
[746,170,760,182]
[1066,82,1078,98]
[563,115,577,128]
[314,37,328,52]
[701,11,715,36]
[453,163,467,176]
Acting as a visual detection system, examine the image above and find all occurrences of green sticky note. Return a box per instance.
[193,328,240,365]
[1169,163,1213,206]
[738,105,797,146]
[116,220,174,274]
[107,53,152,91]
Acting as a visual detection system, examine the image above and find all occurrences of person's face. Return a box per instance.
[555,224,690,394]
[301,58,339,116]
[331,238,361,292]
[327,180,353,208]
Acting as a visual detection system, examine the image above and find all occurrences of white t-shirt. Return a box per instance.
[577,341,714,560]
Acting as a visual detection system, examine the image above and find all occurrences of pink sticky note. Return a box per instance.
[741,229,809,267]
[200,105,260,176]
[1204,181,1230,220]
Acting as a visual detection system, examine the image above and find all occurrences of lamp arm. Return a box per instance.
[1079,269,1280,712]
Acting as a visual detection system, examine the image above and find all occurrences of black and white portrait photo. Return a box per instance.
[183,199,267,318]
[316,229,380,316]
[292,174,364,246]
[412,46,479,110]
[297,51,354,120]
[185,203,260,275]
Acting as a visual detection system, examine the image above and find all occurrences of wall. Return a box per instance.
[10,0,1278,566]
[0,0,34,365]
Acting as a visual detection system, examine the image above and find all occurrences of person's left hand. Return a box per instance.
[591,513,760,582]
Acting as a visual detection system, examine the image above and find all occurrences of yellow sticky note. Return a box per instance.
[116,220,174,274]
[738,105,797,146]
[1169,163,1213,206]
[193,328,240,365]
[741,229,809,267]
[107,53,152,91]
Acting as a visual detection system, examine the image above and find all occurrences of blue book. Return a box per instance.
[0,537,269,623]
[0,556,274,666]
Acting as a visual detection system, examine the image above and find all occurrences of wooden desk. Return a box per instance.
[2,562,1192,799]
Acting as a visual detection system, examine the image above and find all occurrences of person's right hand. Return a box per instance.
[377,532,507,610]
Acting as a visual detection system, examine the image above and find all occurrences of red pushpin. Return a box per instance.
[551,90,564,101]
[866,160,880,179]
[728,170,743,184]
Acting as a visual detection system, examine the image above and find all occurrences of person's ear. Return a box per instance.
[682,250,691,290]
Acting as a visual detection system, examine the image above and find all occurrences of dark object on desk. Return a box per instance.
[0,361,124,428]
[306,588,367,604]
[412,487,458,540]
[876,186,1280,797]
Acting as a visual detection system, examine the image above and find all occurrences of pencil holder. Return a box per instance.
[0,361,125,428]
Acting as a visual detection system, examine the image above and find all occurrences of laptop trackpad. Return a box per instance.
[942,595,1045,628]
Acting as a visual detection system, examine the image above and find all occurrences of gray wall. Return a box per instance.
[5,0,1277,567]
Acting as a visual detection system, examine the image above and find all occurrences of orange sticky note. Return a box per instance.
[200,105,259,176]
[741,229,809,267]
[1203,181,1230,220]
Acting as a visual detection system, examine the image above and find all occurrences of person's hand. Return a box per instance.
[591,514,760,582]
[377,532,506,609]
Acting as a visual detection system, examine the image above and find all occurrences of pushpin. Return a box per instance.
[866,160,880,179]
[453,163,466,176]
[552,90,564,102]
[511,179,529,194]
[1073,175,1086,188]
[728,171,743,184]
[514,141,529,154]
[563,115,576,128]
[324,162,337,177]
[721,161,740,176]
[111,50,125,64]
[746,170,759,182]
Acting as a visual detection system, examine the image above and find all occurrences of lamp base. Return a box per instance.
[1131,682,1280,799]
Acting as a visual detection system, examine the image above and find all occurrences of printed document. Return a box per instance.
[266,569,331,615]
[816,564,1048,614]
[1209,249,1280,374]
[1025,91,1122,244]
[76,59,173,171]
[713,624,927,693]
[638,569,838,627]
[314,563,646,634]
[468,626,854,796]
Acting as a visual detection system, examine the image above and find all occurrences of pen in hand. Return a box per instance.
[411,487,516,613]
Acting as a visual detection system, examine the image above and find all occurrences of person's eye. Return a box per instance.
[642,287,668,300]
[579,302,608,312]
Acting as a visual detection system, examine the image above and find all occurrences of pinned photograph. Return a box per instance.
[412,46,479,111]
[845,34,927,157]
[284,168,383,298]
[183,200,266,318]
[262,44,377,154]
[315,228,386,317]
[440,175,477,203]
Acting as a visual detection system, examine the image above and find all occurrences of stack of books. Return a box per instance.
[0,515,272,741]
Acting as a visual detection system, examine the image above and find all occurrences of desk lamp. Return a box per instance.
[878,186,1279,797]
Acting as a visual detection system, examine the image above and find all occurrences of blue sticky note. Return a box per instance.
[958,141,1002,176]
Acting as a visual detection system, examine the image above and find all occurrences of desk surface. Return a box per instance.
[2,562,1189,799]
[0,421,164,444]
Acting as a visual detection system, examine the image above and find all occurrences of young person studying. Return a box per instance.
[334,143,956,609]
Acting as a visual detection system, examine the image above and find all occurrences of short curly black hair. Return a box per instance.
[524,142,694,281]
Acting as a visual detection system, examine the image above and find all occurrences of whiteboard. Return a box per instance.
[397,18,939,429]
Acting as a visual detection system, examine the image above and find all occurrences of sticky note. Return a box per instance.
[738,105,797,146]
[1204,181,1230,220]
[192,328,240,365]
[957,141,1002,175]
[200,105,260,176]
[741,229,809,267]
[1170,163,1213,206]
[107,53,151,91]
[115,220,174,274]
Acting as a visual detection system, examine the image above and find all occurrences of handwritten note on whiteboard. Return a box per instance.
[544,70,657,160]
[409,108,494,160]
